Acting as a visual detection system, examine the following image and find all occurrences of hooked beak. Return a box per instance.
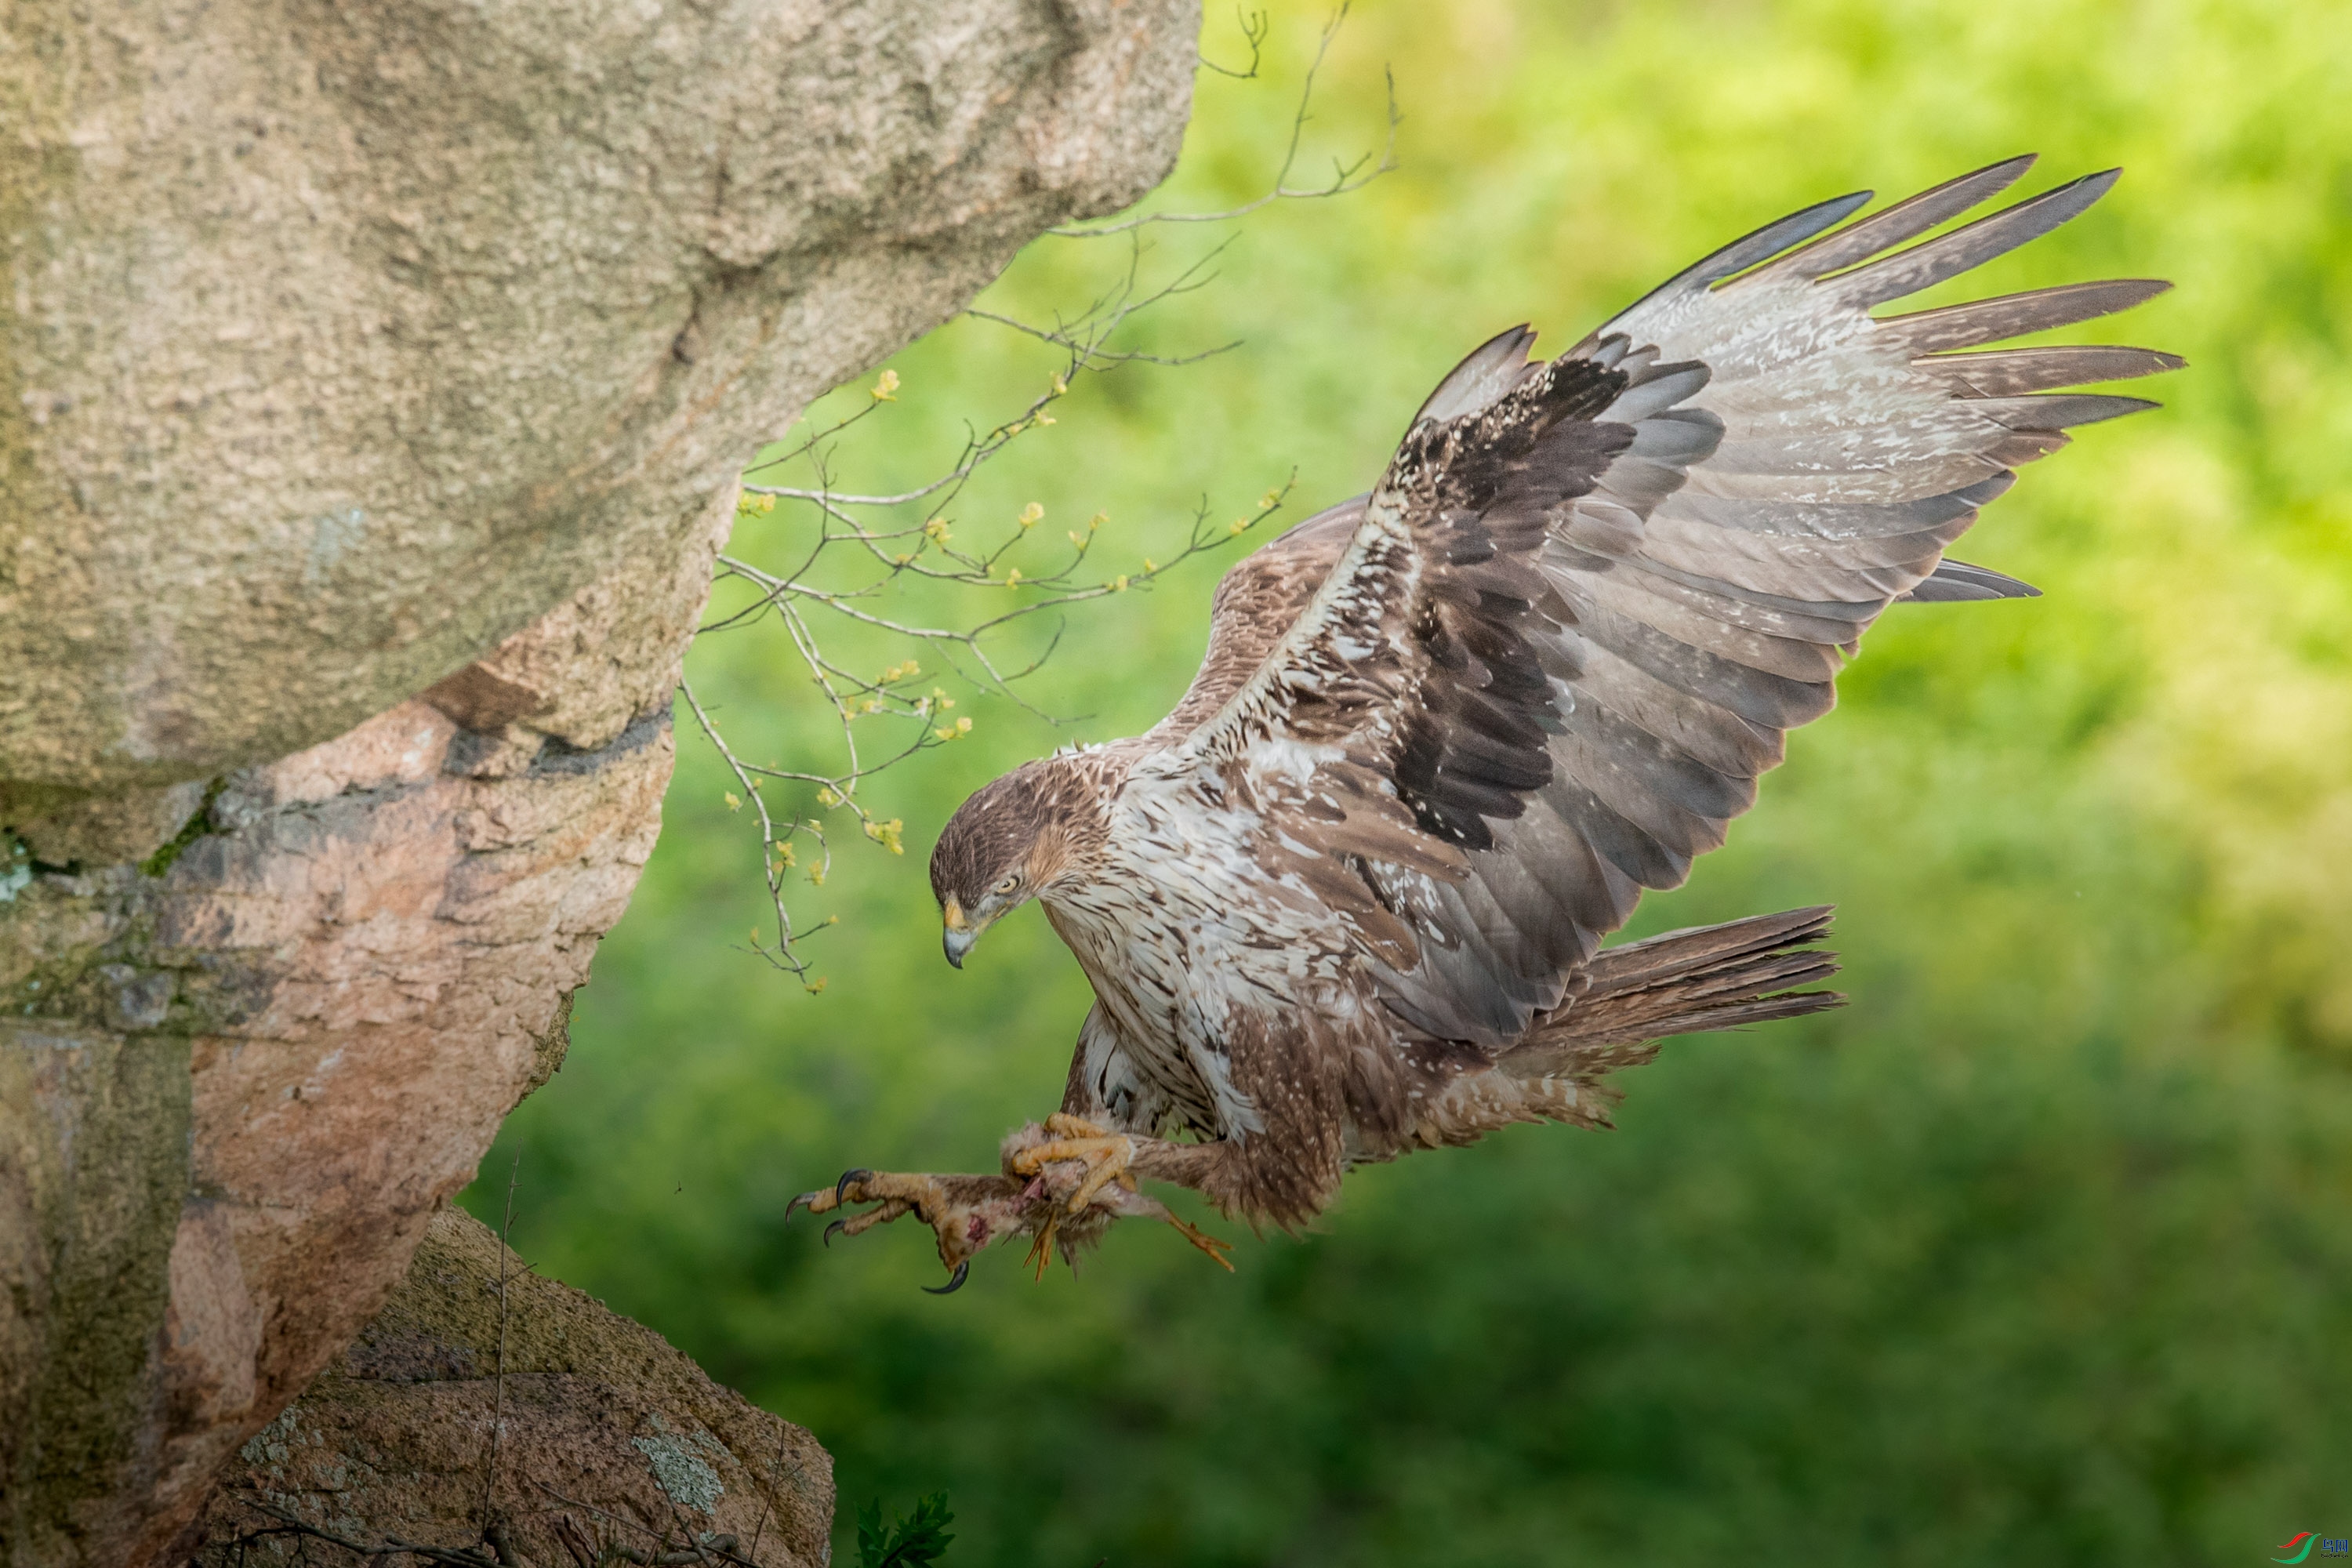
[942,897,976,969]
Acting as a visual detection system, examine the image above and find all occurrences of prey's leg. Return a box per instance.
[787,1170,1038,1293]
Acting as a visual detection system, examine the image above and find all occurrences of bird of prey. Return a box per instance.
[791,156,2176,1292]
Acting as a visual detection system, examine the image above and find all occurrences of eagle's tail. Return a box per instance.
[1498,906,1845,1080]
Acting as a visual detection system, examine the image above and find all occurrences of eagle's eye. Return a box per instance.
[993,873,1022,897]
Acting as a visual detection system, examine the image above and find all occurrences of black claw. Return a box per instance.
[822,1218,848,1248]
[784,1189,822,1222]
[835,1168,873,1203]
[921,1261,971,1295]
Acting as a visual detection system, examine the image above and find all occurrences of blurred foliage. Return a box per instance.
[858,1493,956,1568]
[465,0,2352,1563]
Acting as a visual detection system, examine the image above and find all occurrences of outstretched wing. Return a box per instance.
[1148,156,2176,1047]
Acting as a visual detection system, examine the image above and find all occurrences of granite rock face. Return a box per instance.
[191,1207,835,1568]
[2,665,677,1567]
[0,0,1198,793]
[0,1,1200,1562]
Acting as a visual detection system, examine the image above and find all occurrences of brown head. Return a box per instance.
[927,760,1086,967]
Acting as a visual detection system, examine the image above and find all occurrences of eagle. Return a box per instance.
[791,156,2176,1291]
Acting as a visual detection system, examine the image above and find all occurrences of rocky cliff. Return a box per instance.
[0,3,1198,1561]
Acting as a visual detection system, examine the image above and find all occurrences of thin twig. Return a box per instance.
[961,309,1240,367]
[742,1420,786,1567]
[483,1152,519,1530]
[1198,5,1272,78]
[1048,5,1396,238]
[228,1498,503,1566]
[531,1482,759,1566]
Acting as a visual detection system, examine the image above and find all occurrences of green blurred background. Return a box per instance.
[463,2,2352,1562]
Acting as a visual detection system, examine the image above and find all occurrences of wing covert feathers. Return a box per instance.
[1149,158,2171,1049]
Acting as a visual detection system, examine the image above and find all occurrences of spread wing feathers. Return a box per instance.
[1145,157,2172,1047]
[1898,557,2042,602]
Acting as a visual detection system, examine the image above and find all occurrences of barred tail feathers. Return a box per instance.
[1499,905,1844,1080]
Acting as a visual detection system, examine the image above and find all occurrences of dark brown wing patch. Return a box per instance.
[1385,356,1635,849]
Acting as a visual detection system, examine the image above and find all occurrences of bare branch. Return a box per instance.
[1047,5,1396,239]
[531,1482,761,1566]
[481,1152,518,1530]
[222,1497,506,1566]
[680,677,832,983]
[681,9,1374,982]
[1198,5,1271,79]
[963,307,1240,368]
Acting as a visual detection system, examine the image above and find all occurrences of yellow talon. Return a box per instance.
[1165,1214,1235,1272]
[1025,1209,1062,1280]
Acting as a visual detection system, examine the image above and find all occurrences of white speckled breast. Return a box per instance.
[1044,766,1360,1141]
